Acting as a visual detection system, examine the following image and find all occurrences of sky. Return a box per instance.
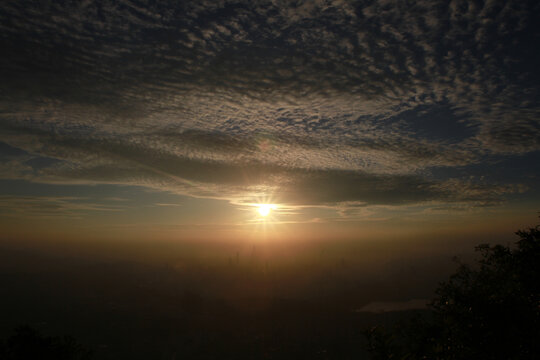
[1,0,539,252]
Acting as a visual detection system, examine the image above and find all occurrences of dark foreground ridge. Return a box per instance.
[1,223,539,359]
[367,223,540,360]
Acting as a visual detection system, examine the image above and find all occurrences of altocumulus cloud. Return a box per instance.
[0,0,538,209]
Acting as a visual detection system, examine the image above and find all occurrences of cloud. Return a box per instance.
[0,131,521,210]
[0,0,538,210]
[0,195,126,218]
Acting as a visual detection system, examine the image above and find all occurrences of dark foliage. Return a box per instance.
[0,326,92,360]
[366,224,540,360]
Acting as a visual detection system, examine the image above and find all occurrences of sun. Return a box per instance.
[257,204,275,217]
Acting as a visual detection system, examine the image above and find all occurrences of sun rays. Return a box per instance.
[257,204,276,217]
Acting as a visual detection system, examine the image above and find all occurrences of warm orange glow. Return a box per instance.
[257,204,275,217]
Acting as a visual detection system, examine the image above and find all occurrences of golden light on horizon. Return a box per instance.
[257,204,276,217]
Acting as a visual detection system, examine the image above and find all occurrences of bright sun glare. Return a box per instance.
[257,204,275,217]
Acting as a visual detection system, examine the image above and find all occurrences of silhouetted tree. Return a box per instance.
[0,326,92,360]
[366,224,540,360]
